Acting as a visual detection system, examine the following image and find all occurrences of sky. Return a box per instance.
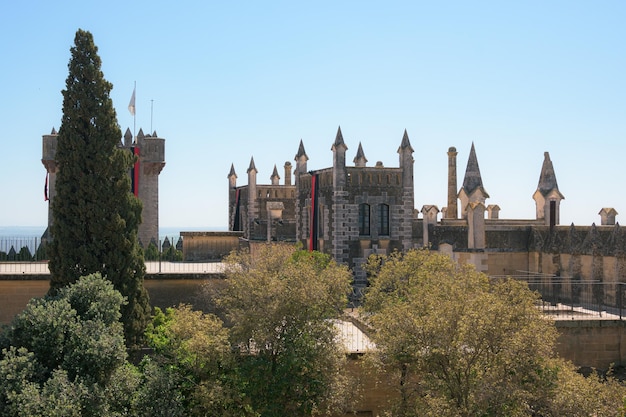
[0,1,624,231]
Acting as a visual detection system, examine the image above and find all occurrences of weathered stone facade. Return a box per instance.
[228,126,624,299]
[41,127,165,247]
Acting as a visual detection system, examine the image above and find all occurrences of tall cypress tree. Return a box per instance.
[48,29,150,347]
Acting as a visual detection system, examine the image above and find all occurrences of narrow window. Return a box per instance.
[359,203,370,236]
[379,204,389,235]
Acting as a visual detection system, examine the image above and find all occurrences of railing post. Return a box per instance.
[615,282,623,320]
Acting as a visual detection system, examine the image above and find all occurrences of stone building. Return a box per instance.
[41,127,165,247]
[229,126,624,297]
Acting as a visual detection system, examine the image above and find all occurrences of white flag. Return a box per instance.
[128,87,136,116]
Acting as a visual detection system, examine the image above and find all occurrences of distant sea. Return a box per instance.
[0,226,227,241]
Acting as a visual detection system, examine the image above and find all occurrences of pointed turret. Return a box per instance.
[332,126,348,188]
[353,142,368,167]
[137,128,145,145]
[295,139,309,177]
[398,129,414,153]
[228,163,237,188]
[533,152,564,226]
[270,164,280,185]
[51,127,57,135]
[124,128,133,147]
[458,143,489,219]
[247,157,259,237]
[247,157,258,176]
[397,129,414,189]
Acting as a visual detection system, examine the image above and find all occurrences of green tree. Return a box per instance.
[218,244,355,417]
[0,274,134,416]
[145,305,245,417]
[47,29,150,347]
[363,249,560,417]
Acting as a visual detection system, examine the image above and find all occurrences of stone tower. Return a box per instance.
[42,127,166,247]
[398,129,415,251]
[131,129,166,247]
[331,126,349,263]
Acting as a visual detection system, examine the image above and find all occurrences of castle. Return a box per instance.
[41,127,165,247]
[228,127,625,294]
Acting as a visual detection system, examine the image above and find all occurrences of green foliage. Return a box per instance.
[0,274,134,416]
[143,242,159,261]
[47,29,150,347]
[145,304,246,416]
[220,244,355,416]
[162,245,183,261]
[363,249,561,416]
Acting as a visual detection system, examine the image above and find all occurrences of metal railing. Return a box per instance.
[493,273,626,320]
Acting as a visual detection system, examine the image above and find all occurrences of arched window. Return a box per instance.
[379,204,389,236]
[359,203,370,236]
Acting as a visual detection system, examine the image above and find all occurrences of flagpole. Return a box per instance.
[150,99,154,134]
[133,81,136,142]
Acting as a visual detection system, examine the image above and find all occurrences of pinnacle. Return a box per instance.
[247,157,258,174]
[536,151,562,197]
[228,163,237,178]
[331,126,347,151]
[461,142,489,197]
[295,139,309,160]
[398,129,414,153]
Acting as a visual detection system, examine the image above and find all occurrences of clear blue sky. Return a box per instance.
[1,1,624,230]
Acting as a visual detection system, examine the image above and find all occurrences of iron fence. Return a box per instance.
[494,273,626,320]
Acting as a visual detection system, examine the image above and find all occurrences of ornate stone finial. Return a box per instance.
[354,142,368,167]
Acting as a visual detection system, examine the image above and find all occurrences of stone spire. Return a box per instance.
[331,126,347,151]
[461,142,489,198]
[124,128,133,147]
[458,143,489,219]
[397,129,414,188]
[353,142,368,167]
[247,157,259,238]
[536,152,562,197]
[228,163,237,188]
[270,164,280,185]
[332,126,348,188]
[398,129,414,153]
[533,152,564,226]
[247,157,258,175]
[295,139,309,176]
